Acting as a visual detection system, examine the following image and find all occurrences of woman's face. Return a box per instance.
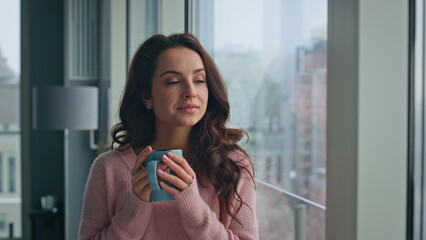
[144,46,209,129]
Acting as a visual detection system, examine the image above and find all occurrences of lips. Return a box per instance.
[179,103,198,109]
[177,103,199,113]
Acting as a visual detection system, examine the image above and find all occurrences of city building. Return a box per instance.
[0,48,21,238]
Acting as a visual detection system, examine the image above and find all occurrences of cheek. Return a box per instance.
[151,88,172,106]
[202,90,209,106]
[153,96,173,109]
[200,87,209,102]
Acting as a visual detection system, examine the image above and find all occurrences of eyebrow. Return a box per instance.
[160,68,205,77]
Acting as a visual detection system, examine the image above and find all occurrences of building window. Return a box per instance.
[8,155,15,193]
[0,214,6,232]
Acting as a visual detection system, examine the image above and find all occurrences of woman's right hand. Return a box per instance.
[131,146,153,202]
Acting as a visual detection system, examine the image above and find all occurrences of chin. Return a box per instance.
[173,115,203,126]
[176,118,202,127]
[178,121,198,127]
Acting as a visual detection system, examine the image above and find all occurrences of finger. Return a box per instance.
[134,182,153,202]
[142,188,153,202]
[132,170,150,192]
[131,146,152,176]
[132,171,152,201]
[131,168,148,186]
[158,163,170,172]
[166,152,195,178]
[160,181,180,195]
[157,168,190,190]
[133,177,150,193]
[162,155,194,184]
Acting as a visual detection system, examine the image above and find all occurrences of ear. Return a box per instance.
[142,94,152,109]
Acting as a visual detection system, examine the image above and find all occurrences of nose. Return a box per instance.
[184,82,197,99]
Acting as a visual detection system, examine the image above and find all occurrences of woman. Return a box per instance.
[79,33,258,240]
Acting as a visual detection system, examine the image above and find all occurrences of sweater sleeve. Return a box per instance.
[78,155,153,240]
[174,157,259,240]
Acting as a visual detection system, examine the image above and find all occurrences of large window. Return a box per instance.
[190,0,327,238]
[0,0,21,238]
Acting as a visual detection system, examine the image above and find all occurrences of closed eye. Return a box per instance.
[166,81,180,85]
[194,80,206,84]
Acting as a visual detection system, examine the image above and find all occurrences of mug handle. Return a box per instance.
[148,160,162,191]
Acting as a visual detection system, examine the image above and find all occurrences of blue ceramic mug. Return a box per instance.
[143,149,183,202]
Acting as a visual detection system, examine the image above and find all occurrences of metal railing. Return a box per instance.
[255,178,326,240]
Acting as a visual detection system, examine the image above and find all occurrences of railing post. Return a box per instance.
[295,204,307,240]
[8,222,14,239]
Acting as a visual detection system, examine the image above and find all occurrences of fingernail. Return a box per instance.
[141,146,148,153]
[162,155,169,161]
[157,169,163,175]
[167,152,173,157]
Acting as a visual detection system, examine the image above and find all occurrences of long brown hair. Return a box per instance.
[111,33,254,223]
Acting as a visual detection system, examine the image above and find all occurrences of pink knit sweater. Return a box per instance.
[78,146,259,240]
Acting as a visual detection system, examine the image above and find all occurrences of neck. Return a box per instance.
[151,125,192,157]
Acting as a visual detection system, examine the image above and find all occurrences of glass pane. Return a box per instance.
[193,0,327,239]
[0,0,21,238]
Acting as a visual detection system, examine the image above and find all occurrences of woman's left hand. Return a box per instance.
[157,152,195,195]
